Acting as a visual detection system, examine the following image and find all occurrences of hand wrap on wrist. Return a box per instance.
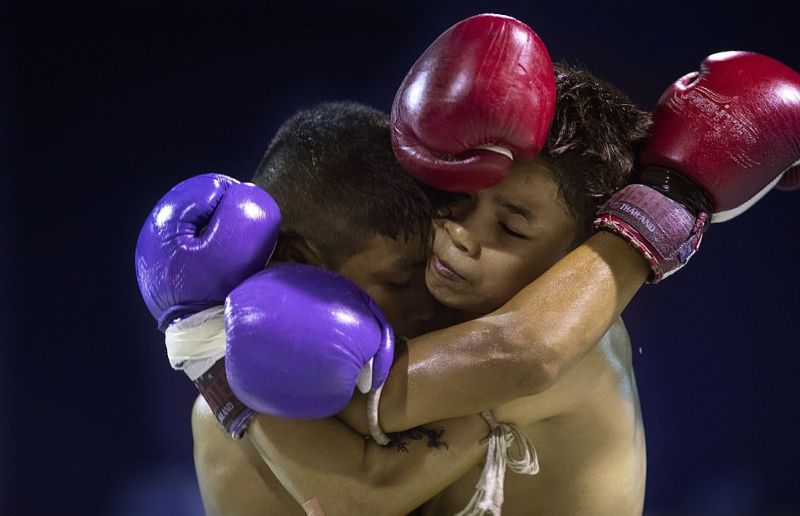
[165,306,254,438]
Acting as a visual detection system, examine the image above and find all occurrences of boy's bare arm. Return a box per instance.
[199,232,646,513]
[340,232,649,434]
[245,412,489,516]
[192,397,306,516]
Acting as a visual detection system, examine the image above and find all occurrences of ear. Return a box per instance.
[275,235,327,268]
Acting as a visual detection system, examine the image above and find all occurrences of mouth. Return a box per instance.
[430,254,467,282]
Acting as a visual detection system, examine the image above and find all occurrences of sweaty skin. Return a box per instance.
[194,396,489,516]
[193,161,650,515]
[193,233,460,516]
[422,320,645,515]
[340,162,647,434]
[417,165,644,515]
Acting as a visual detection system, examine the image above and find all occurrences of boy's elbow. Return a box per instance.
[500,329,564,396]
[517,349,562,396]
[327,448,409,516]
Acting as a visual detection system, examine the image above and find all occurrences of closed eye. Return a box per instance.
[499,222,528,240]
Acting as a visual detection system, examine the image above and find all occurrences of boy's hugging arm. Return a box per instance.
[238,310,640,516]
[240,324,622,516]
[193,394,491,516]
[338,232,649,436]
[244,412,490,516]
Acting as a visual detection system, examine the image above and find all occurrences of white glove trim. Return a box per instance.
[475,144,514,161]
[164,306,226,381]
[356,358,374,394]
[712,166,789,223]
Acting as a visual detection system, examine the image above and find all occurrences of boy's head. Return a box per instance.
[252,101,438,336]
[426,64,652,315]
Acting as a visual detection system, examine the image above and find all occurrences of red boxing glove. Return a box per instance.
[391,13,555,192]
[641,51,800,221]
[596,51,800,282]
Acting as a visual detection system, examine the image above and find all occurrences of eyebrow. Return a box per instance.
[495,195,532,222]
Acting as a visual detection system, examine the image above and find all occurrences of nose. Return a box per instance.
[443,218,479,257]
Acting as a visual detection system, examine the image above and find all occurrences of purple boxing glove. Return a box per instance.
[225,263,394,420]
[136,173,280,329]
[135,173,280,437]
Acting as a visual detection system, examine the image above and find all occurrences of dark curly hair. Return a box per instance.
[541,63,652,244]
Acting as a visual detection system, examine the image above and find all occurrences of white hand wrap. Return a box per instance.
[164,306,226,381]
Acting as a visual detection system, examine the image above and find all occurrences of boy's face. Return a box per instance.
[426,159,580,315]
[336,232,440,338]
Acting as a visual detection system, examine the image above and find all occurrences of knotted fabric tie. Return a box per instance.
[455,410,540,516]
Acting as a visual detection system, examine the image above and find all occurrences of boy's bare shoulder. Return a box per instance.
[493,318,635,426]
[191,395,264,479]
[191,396,304,516]
[191,396,247,492]
[191,395,232,455]
[191,395,214,430]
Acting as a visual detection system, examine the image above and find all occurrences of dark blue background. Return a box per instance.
[3,1,799,515]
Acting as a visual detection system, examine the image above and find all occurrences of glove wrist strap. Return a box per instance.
[194,358,255,439]
[594,184,709,283]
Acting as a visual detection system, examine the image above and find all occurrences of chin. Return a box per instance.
[445,290,504,316]
[425,269,497,315]
[428,284,484,315]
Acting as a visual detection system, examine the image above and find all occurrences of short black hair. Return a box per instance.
[542,63,652,244]
[252,101,432,267]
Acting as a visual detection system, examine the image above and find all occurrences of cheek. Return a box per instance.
[478,250,538,301]
[431,223,449,249]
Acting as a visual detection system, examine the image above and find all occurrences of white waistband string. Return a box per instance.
[455,410,539,516]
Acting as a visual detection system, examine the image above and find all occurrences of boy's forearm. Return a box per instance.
[342,232,649,434]
[247,413,489,516]
[492,231,649,389]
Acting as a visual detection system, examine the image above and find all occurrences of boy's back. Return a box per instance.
[421,319,645,515]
